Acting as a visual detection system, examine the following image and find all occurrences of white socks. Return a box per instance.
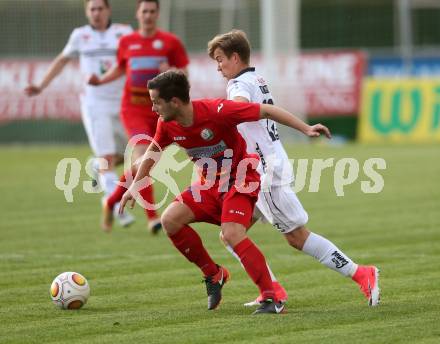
[302,232,358,277]
[224,242,277,282]
[223,231,358,280]
[98,170,119,197]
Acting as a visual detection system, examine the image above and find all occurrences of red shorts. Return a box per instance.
[121,107,159,145]
[177,169,261,228]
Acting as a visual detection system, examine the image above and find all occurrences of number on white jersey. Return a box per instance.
[262,98,279,141]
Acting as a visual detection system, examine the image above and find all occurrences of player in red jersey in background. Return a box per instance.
[89,0,189,233]
[119,71,331,314]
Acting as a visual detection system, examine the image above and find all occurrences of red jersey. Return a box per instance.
[154,99,261,181]
[117,30,189,114]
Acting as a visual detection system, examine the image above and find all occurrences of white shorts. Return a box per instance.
[254,184,308,234]
[81,102,127,157]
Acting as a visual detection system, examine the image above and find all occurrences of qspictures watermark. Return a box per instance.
[54,135,386,207]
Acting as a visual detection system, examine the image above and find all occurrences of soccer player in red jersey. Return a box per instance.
[88,0,189,233]
[119,71,331,314]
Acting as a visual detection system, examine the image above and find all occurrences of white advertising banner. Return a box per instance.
[0,52,365,121]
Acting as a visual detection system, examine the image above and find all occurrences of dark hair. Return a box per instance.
[148,71,190,103]
[84,0,110,8]
[207,29,251,64]
[137,0,160,9]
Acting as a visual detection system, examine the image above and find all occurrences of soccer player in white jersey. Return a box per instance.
[208,30,380,307]
[25,0,134,229]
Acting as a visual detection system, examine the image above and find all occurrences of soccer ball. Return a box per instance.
[50,272,90,310]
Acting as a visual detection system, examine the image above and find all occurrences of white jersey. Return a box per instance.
[62,23,132,107]
[227,67,294,187]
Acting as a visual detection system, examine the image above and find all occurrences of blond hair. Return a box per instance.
[207,29,251,64]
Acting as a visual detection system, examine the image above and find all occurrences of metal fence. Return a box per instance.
[2,0,440,57]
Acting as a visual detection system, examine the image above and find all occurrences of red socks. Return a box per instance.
[168,227,275,301]
[139,179,157,219]
[169,225,219,277]
[106,172,157,220]
[107,173,128,209]
[234,238,275,301]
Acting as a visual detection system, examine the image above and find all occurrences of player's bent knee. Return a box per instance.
[160,212,180,235]
[222,231,240,247]
[221,223,246,247]
[284,226,310,250]
[161,202,194,235]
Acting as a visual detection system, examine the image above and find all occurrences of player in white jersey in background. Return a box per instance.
[208,30,380,307]
[25,0,134,228]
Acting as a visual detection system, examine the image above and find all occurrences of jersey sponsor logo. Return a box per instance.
[99,59,113,74]
[217,103,224,113]
[152,39,164,50]
[331,251,349,269]
[128,44,142,50]
[173,136,186,141]
[130,56,167,70]
[229,209,245,216]
[82,49,117,57]
[185,140,227,159]
[130,71,158,87]
[200,128,214,141]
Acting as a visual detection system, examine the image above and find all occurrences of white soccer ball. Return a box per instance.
[50,272,90,310]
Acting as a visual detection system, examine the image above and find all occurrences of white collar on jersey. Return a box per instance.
[233,67,256,79]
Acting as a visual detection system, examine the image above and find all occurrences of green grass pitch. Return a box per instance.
[0,143,439,344]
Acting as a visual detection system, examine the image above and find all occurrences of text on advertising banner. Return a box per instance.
[359,78,440,143]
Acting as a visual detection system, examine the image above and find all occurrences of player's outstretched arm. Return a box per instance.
[232,96,250,103]
[24,53,71,96]
[260,104,332,139]
[87,64,125,86]
[119,143,162,214]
